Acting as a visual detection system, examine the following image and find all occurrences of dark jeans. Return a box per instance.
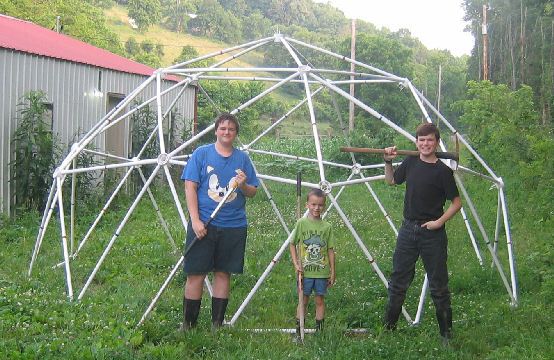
[385,219,451,327]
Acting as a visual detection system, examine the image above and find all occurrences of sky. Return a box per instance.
[313,0,474,56]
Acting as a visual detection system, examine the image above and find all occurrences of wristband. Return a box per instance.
[384,159,392,164]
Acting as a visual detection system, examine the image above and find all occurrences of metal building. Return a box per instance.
[0,14,197,214]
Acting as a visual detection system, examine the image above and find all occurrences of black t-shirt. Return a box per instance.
[394,156,459,221]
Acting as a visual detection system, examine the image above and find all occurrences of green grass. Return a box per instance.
[1,161,553,358]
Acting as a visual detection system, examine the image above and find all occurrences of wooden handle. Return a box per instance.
[340,147,459,162]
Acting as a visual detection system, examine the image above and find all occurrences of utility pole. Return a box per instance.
[56,16,61,33]
[437,64,442,112]
[349,19,356,133]
[482,5,489,80]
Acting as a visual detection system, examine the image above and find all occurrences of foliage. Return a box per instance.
[0,0,124,54]
[131,101,159,160]
[172,45,211,67]
[453,80,554,221]
[463,0,554,126]
[160,0,196,33]
[128,0,161,31]
[9,91,60,213]
[187,0,242,43]
[133,52,161,68]
[195,80,284,142]
[84,0,114,8]
[124,36,140,56]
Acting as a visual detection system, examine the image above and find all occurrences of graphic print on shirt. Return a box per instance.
[207,166,238,203]
[302,234,326,272]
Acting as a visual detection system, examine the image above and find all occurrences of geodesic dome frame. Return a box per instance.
[29,34,518,330]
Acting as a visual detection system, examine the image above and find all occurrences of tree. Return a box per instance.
[453,80,554,220]
[160,0,196,33]
[220,0,247,16]
[341,34,417,131]
[463,0,554,126]
[133,52,162,68]
[128,0,162,32]
[173,45,211,67]
[125,37,140,56]
[242,10,272,40]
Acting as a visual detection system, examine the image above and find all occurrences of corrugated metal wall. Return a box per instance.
[0,48,196,214]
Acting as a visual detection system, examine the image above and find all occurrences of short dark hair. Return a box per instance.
[416,123,440,141]
[214,112,240,133]
[306,188,326,202]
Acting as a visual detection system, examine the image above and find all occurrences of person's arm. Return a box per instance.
[422,196,462,230]
[383,146,397,185]
[185,180,207,239]
[328,248,335,287]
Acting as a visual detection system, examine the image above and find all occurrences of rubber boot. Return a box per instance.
[211,297,228,330]
[436,307,453,345]
[384,301,402,330]
[315,319,325,332]
[180,298,201,331]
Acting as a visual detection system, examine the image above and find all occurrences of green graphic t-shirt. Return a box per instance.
[292,217,335,278]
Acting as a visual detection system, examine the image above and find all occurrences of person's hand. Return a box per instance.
[383,146,397,162]
[234,169,247,188]
[191,218,207,239]
[294,262,303,274]
[328,272,336,287]
[421,219,443,230]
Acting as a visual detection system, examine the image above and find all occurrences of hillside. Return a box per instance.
[103,5,264,68]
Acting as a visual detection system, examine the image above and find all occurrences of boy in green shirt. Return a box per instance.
[289,188,336,333]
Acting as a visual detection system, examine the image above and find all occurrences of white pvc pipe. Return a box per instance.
[285,37,403,81]
[246,87,324,148]
[247,148,351,170]
[499,187,518,305]
[78,165,162,300]
[326,193,412,323]
[29,181,57,277]
[455,175,515,303]
[56,177,74,300]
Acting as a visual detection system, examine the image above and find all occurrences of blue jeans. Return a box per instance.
[385,219,451,327]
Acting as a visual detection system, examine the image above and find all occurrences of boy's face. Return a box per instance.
[306,195,325,219]
[215,120,238,146]
[416,133,439,157]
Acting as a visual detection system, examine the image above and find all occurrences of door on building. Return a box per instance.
[104,93,128,161]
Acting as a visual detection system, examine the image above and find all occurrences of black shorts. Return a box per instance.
[183,222,247,275]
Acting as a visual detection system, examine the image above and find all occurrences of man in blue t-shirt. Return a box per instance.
[180,113,258,330]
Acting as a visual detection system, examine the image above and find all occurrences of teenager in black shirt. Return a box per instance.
[383,123,462,344]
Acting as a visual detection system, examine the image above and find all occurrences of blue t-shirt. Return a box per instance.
[181,144,259,227]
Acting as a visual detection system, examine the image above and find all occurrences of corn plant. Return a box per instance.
[10,91,60,213]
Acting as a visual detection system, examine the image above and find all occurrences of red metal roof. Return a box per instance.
[0,14,178,81]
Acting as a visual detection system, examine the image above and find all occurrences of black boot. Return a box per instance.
[315,319,325,332]
[180,298,201,331]
[295,318,301,335]
[384,301,402,330]
[211,297,228,330]
[436,307,453,345]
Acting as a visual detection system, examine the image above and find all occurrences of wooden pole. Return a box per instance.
[349,19,356,133]
[482,5,489,80]
[340,147,459,162]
